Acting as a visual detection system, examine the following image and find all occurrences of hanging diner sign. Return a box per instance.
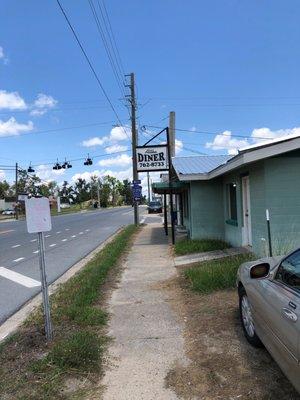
[136,145,169,172]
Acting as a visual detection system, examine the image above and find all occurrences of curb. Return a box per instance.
[0,227,124,343]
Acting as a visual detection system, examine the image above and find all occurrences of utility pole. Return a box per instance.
[15,163,18,220]
[126,72,139,226]
[169,111,176,157]
[97,179,101,208]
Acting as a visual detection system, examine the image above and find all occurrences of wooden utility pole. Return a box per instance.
[128,72,139,226]
[169,111,176,157]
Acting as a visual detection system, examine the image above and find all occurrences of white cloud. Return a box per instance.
[0,170,6,180]
[0,46,9,64]
[205,125,300,155]
[82,137,107,147]
[35,164,65,181]
[71,167,132,183]
[175,139,183,154]
[0,90,27,110]
[251,127,300,143]
[98,154,132,167]
[0,117,33,137]
[34,93,57,109]
[30,93,57,117]
[109,126,130,141]
[81,126,131,148]
[190,126,197,132]
[29,109,47,117]
[105,144,128,154]
[206,131,249,155]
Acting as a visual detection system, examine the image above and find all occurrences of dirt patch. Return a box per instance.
[164,274,300,400]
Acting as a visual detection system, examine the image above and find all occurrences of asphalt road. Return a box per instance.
[0,206,144,324]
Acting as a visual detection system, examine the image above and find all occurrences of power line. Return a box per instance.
[0,121,115,139]
[143,124,276,141]
[56,0,130,141]
[87,0,126,98]
[99,0,125,76]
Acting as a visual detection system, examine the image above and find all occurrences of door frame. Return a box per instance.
[242,175,252,246]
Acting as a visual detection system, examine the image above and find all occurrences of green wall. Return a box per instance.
[189,179,225,240]
[264,153,300,254]
[181,150,300,257]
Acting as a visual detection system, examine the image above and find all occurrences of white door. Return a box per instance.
[242,176,252,246]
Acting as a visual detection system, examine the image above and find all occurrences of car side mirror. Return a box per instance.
[250,263,270,279]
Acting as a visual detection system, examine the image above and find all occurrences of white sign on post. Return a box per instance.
[136,145,169,172]
[25,197,52,233]
[25,197,53,341]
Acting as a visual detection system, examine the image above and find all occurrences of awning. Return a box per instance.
[152,181,188,194]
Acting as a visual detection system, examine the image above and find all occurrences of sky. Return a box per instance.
[1,0,300,191]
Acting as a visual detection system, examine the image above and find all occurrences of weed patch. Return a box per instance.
[175,238,229,256]
[185,253,255,293]
[0,224,137,399]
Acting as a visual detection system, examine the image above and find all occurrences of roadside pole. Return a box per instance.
[164,192,168,235]
[147,172,151,203]
[266,209,273,257]
[37,231,53,341]
[15,163,18,220]
[166,127,175,244]
[25,197,53,341]
[97,180,101,208]
[127,72,139,226]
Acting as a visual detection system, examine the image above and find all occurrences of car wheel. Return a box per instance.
[239,286,263,348]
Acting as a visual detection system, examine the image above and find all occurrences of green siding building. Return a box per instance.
[169,135,300,256]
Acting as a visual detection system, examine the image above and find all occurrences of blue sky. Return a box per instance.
[1,0,300,186]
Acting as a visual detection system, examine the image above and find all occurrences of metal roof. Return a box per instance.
[172,155,231,175]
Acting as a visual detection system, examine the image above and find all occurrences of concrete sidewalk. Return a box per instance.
[102,222,187,400]
[174,246,249,267]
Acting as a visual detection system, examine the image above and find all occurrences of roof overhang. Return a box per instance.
[152,181,188,194]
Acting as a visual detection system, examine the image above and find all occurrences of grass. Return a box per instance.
[185,253,255,294]
[0,224,138,399]
[174,238,230,256]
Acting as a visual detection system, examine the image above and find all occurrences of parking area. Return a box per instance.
[162,273,300,399]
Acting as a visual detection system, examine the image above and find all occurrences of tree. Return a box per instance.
[0,180,10,198]
[74,178,91,205]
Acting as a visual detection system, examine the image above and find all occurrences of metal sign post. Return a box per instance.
[266,209,273,257]
[25,197,53,341]
[37,231,53,341]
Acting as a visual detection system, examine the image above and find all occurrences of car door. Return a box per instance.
[249,250,300,390]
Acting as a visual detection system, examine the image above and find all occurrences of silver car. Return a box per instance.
[237,250,300,393]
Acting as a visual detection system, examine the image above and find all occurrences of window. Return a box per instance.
[228,183,237,221]
[276,250,300,290]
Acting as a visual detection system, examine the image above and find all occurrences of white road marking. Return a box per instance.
[65,228,70,231]
[13,257,24,263]
[122,210,133,215]
[49,243,56,247]
[140,218,146,224]
[85,229,90,232]
[61,238,68,242]
[11,244,21,248]
[45,234,51,238]
[0,267,40,288]
[71,235,76,238]
[56,231,61,234]
[33,250,39,254]
[30,239,37,242]
[79,231,83,235]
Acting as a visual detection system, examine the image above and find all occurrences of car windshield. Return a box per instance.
[149,202,161,207]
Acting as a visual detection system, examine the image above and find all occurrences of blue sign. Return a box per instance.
[132,179,141,184]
